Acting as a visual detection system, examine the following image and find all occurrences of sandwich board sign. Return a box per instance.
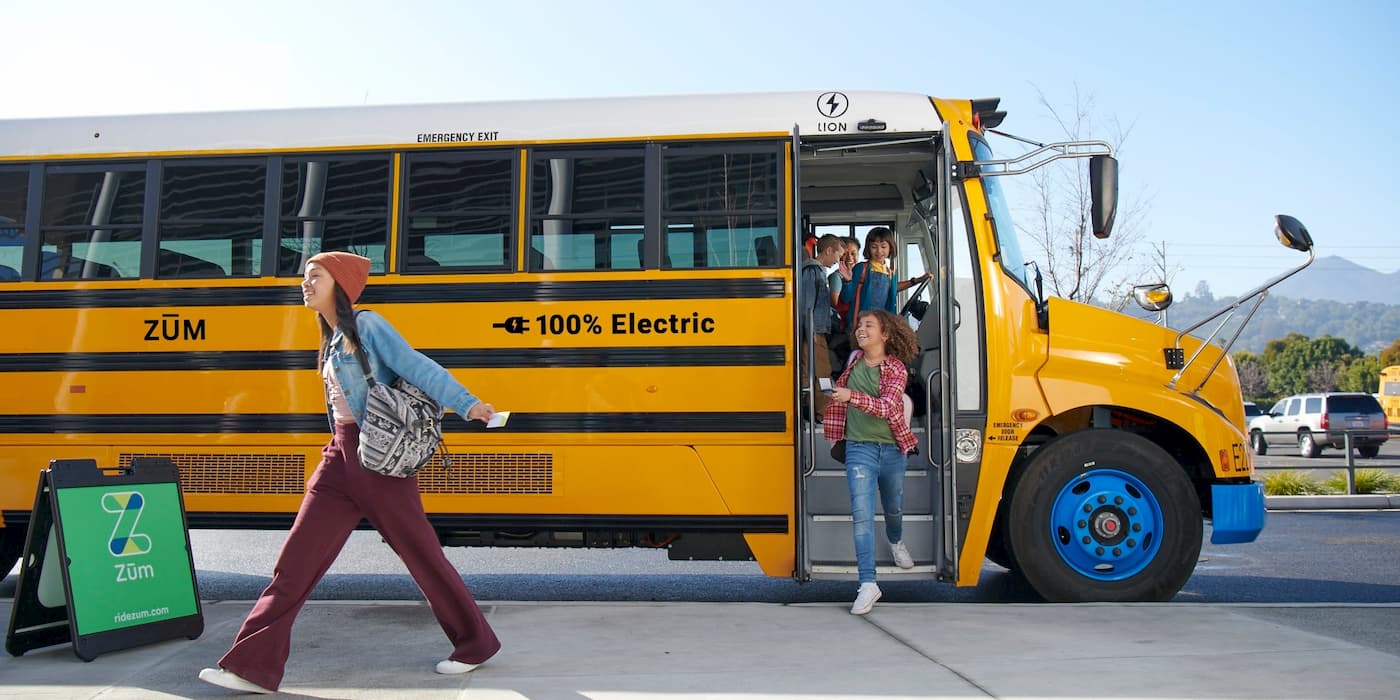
[6,458,203,661]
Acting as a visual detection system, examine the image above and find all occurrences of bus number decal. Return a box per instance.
[143,313,206,342]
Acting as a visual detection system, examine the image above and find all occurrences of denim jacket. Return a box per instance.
[322,309,481,428]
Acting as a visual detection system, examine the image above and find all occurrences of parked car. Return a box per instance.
[1244,401,1262,420]
[1248,392,1390,458]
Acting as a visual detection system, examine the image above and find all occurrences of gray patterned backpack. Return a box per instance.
[350,344,445,478]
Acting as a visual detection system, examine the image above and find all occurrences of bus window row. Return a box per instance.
[0,141,783,281]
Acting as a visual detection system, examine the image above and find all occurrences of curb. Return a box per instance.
[1265,494,1400,510]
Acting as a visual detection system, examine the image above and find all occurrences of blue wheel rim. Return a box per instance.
[1049,468,1164,581]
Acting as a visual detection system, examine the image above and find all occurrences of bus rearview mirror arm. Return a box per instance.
[1166,215,1316,394]
[969,137,1119,240]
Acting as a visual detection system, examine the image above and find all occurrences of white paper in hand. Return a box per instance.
[486,411,510,429]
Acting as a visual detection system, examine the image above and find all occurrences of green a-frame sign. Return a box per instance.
[6,458,203,661]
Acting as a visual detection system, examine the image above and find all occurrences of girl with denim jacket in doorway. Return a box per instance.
[837,227,929,324]
[199,252,501,694]
[822,308,920,615]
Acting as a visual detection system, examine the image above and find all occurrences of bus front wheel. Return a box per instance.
[1005,429,1202,602]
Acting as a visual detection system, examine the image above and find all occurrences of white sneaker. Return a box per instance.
[891,540,915,569]
[435,659,479,675]
[198,667,273,694]
[850,582,882,615]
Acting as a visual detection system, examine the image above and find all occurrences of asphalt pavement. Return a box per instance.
[5,598,1400,699]
[4,467,1396,698]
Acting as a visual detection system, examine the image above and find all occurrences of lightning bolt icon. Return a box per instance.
[826,94,841,115]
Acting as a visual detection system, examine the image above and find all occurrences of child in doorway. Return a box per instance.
[822,308,921,615]
[838,227,929,322]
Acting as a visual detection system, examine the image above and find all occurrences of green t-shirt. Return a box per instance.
[844,360,895,444]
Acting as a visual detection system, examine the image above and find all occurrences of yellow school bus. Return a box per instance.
[1381,366,1400,428]
[0,91,1312,601]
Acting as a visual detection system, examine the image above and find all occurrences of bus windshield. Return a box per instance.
[971,139,1028,290]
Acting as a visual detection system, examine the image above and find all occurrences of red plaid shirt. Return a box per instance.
[822,351,917,454]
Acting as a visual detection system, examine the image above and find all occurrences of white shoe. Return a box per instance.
[436,659,479,675]
[198,667,273,694]
[850,582,882,615]
[891,540,915,569]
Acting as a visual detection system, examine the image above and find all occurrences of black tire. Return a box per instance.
[1004,429,1202,602]
[1298,430,1321,458]
[1250,430,1267,456]
[1357,444,1381,459]
[985,520,1018,572]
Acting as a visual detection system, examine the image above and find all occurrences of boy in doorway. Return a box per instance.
[801,235,845,417]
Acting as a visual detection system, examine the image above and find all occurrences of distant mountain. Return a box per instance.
[1271,255,1400,304]
[1134,291,1400,355]
[1111,255,1398,354]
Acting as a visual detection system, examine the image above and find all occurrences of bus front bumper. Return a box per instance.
[1210,482,1266,545]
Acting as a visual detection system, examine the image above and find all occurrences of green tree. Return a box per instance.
[1264,334,1359,396]
[1342,355,1381,393]
[1380,339,1400,368]
[1263,333,1312,396]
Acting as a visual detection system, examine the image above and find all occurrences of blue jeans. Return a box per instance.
[844,440,907,584]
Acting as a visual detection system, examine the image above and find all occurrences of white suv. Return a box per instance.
[1248,392,1389,458]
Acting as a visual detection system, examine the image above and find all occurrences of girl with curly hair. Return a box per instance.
[821,308,920,615]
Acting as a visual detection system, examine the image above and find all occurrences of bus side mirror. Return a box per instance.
[1090,155,1118,239]
[1133,283,1173,312]
[1274,214,1313,253]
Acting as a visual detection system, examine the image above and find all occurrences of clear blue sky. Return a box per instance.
[7,0,1397,298]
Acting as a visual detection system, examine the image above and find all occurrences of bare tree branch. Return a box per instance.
[1014,84,1151,308]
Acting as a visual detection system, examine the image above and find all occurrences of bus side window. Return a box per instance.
[277,156,391,276]
[159,160,263,278]
[402,152,514,273]
[41,168,144,280]
[1,170,26,280]
[528,150,644,272]
[661,143,780,269]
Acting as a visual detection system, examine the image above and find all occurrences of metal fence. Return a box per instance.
[1253,429,1392,495]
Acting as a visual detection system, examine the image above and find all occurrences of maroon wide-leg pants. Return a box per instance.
[217,423,500,690]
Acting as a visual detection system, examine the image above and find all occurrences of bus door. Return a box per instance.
[793,133,952,584]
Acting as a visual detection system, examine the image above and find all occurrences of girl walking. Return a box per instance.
[199,252,501,694]
[822,309,920,615]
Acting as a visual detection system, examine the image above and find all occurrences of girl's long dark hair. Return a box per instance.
[315,286,362,371]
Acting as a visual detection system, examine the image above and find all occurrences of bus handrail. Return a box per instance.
[966,139,1114,177]
[802,306,818,478]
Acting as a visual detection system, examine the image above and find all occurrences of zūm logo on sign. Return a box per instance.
[103,491,152,557]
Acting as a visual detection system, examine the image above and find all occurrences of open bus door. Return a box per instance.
[794,129,956,585]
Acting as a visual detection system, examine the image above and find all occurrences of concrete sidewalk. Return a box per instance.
[5,600,1399,699]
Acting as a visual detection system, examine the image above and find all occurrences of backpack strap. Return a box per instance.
[347,310,378,388]
[849,262,870,331]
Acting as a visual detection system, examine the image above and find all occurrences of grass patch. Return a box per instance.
[1262,471,1330,496]
[1323,469,1400,495]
